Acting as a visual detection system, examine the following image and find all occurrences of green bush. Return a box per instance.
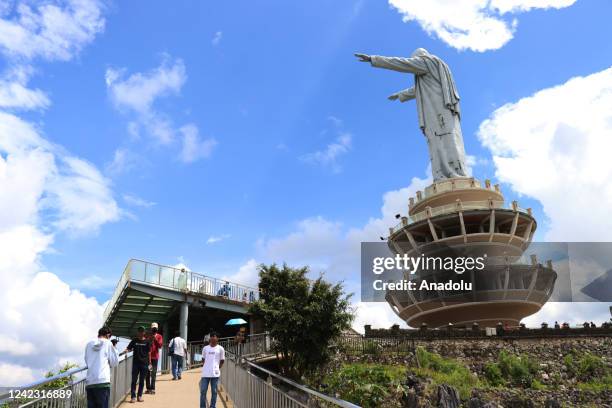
[577,353,605,379]
[484,362,504,386]
[324,364,403,408]
[563,351,606,381]
[483,351,539,388]
[497,351,537,387]
[414,347,479,399]
[576,374,612,392]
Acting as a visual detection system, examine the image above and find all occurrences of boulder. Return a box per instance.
[435,384,460,408]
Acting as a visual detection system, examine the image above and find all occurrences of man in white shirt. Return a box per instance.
[169,331,187,380]
[84,326,119,408]
[199,332,225,408]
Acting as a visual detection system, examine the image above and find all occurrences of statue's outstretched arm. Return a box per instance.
[389,87,416,102]
[370,56,428,75]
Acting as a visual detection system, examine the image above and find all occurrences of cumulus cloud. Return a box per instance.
[388,0,577,52]
[223,259,259,287]
[179,124,217,163]
[0,1,104,111]
[106,56,186,145]
[106,58,216,163]
[0,0,113,385]
[478,67,612,241]
[478,66,612,324]
[0,112,118,384]
[105,58,186,115]
[254,173,431,331]
[0,0,105,61]
[0,66,50,110]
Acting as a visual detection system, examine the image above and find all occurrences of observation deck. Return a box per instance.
[103,259,260,339]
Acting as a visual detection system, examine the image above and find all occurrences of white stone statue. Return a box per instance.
[355,48,468,181]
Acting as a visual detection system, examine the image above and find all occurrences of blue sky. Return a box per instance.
[36,0,612,299]
[2,0,612,383]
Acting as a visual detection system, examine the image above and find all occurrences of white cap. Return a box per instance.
[151,322,159,329]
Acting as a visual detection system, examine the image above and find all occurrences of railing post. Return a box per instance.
[266,374,273,407]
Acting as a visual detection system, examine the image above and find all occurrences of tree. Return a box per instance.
[249,263,354,380]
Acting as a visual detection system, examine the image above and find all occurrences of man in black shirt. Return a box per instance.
[124,326,151,403]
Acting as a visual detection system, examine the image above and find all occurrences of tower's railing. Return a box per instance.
[391,199,512,233]
[0,354,133,408]
[103,259,260,322]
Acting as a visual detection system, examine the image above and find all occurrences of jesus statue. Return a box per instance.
[355,48,468,181]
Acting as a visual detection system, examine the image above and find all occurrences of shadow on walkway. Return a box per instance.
[118,368,233,407]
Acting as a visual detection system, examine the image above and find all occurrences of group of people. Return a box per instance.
[83,324,226,408]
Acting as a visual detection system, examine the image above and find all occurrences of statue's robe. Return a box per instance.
[370,53,468,181]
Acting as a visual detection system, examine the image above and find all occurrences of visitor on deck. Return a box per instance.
[84,326,119,408]
[200,332,225,408]
[145,322,163,394]
[234,327,246,356]
[169,331,187,380]
[123,326,151,403]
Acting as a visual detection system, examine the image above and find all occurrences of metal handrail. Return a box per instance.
[204,333,360,408]
[235,354,361,408]
[0,353,133,407]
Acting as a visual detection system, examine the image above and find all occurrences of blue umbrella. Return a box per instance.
[225,318,248,326]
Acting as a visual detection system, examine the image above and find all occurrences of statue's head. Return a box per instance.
[411,48,430,58]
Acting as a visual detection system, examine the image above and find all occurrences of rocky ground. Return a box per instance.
[323,336,611,407]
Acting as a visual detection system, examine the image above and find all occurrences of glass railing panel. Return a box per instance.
[145,263,160,284]
[130,260,146,282]
[158,266,175,287]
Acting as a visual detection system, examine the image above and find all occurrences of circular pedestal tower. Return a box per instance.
[385,177,557,328]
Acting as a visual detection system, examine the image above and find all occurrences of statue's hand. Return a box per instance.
[354,53,371,63]
[388,93,400,101]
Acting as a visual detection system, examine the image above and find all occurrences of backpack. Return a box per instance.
[169,338,175,356]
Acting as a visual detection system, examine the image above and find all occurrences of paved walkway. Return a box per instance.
[118,368,234,408]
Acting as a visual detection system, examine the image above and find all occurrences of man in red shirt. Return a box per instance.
[145,322,163,394]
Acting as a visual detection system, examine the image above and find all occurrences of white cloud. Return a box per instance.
[0,0,113,385]
[478,66,612,324]
[179,124,217,163]
[106,58,186,115]
[106,58,217,164]
[211,31,223,46]
[301,133,352,173]
[478,67,612,242]
[46,157,120,235]
[206,234,231,245]
[352,302,407,333]
[388,0,577,52]
[0,0,105,61]
[106,57,186,145]
[0,363,37,386]
[0,66,50,110]
[123,194,156,208]
[255,173,431,330]
[105,148,140,175]
[223,259,259,287]
[0,112,118,384]
[76,274,115,290]
[300,116,353,172]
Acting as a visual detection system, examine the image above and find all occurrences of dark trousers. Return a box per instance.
[146,359,158,390]
[130,362,148,398]
[86,386,110,408]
